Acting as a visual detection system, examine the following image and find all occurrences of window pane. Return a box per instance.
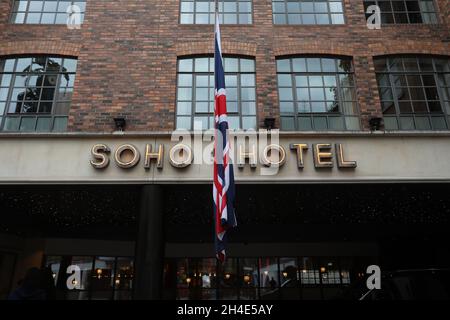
[53,117,68,132]
[242,102,256,115]
[178,87,192,100]
[224,58,238,72]
[298,117,313,130]
[177,116,192,130]
[19,117,36,131]
[279,88,293,101]
[242,116,256,130]
[179,59,193,72]
[281,116,295,130]
[241,74,255,87]
[277,59,291,72]
[36,116,52,131]
[240,59,255,72]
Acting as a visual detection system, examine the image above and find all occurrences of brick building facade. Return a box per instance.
[1,1,450,301]
[1,0,448,132]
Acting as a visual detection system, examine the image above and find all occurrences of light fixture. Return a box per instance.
[114,117,126,131]
[225,273,231,279]
[282,272,288,278]
[264,117,276,130]
[369,117,382,131]
[243,275,251,283]
[186,277,192,284]
[320,267,326,273]
[264,271,269,275]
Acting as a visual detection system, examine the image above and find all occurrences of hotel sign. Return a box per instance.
[1,133,450,184]
[90,142,357,171]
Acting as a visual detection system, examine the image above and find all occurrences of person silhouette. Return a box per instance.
[269,277,277,289]
[8,268,46,300]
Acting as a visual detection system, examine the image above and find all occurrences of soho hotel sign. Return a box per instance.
[90,134,357,172]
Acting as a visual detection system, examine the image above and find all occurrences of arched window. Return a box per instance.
[277,56,359,131]
[176,56,257,130]
[0,56,78,132]
[374,56,450,130]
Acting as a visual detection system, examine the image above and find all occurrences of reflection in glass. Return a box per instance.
[0,56,77,132]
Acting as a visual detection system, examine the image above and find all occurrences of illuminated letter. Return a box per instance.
[290,143,309,168]
[114,144,140,169]
[144,144,164,169]
[313,144,333,168]
[169,144,193,168]
[90,144,110,169]
[261,144,286,167]
[336,144,357,168]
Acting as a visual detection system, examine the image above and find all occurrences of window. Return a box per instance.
[165,256,359,300]
[277,57,360,131]
[272,0,345,25]
[375,56,450,130]
[180,0,252,24]
[176,57,257,130]
[43,255,134,300]
[0,56,77,132]
[10,0,86,24]
[363,0,438,24]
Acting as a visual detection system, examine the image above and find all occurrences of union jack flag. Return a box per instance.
[213,13,237,263]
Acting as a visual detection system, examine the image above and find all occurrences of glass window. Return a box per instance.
[272,0,345,25]
[259,258,280,298]
[91,256,115,300]
[114,257,134,300]
[239,258,259,300]
[176,56,257,130]
[43,255,134,300]
[220,258,238,299]
[375,56,450,130]
[10,0,86,25]
[363,0,438,24]
[180,0,252,24]
[176,258,218,300]
[277,56,359,130]
[0,56,77,132]
[167,256,364,301]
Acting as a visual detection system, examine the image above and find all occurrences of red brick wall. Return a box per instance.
[0,0,449,132]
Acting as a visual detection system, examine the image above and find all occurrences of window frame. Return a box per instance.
[179,0,254,25]
[175,55,258,131]
[363,0,439,25]
[276,56,360,131]
[375,56,450,130]
[272,0,346,25]
[42,255,135,300]
[0,55,77,132]
[9,0,86,25]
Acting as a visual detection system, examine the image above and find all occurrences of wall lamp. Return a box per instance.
[264,117,276,130]
[114,117,126,132]
[369,117,383,131]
